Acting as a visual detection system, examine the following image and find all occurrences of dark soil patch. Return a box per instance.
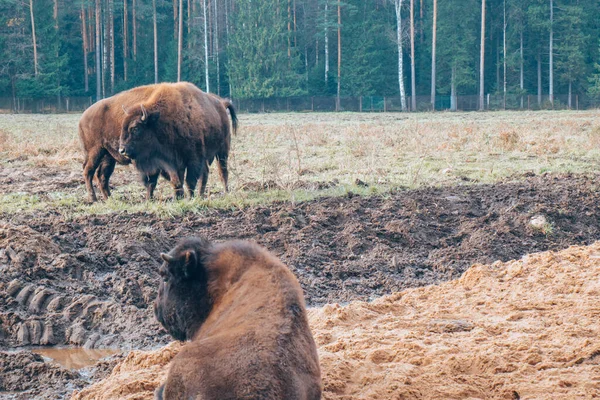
[0,173,599,397]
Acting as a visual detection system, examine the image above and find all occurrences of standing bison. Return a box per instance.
[154,237,322,400]
[78,82,237,202]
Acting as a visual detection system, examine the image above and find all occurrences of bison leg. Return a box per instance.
[167,169,185,200]
[216,152,229,193]
[95,154,116,200]
[198,159,210,197]
[160,170,170,181]
[83,147,106,202]
[141,173,160,200]
[185,165,201,198]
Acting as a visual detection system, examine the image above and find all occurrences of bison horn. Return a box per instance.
[140,104,148,121]
[121,105,130,115]
[160,253,175,263]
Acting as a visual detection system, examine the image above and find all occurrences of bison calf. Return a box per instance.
[154,237,321,400]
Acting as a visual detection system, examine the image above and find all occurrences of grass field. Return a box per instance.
[1,110,599,215]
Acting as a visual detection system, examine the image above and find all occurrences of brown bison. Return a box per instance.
[78,82,237,202]
[154,237,322,400]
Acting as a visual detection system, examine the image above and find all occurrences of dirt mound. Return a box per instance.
[73,242,600,399]
[0,173,599,353]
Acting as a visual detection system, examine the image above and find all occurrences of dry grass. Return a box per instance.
[233,110,600,190]
[0,114,81,166]
[1,110,599,215]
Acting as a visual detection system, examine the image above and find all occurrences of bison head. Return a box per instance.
[119,104,161,160]
[154,237,213,341]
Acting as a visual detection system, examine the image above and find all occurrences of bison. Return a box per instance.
[154,237,322,400]
[78,82,237,202]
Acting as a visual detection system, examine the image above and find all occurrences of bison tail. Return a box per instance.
[223,99,238,135]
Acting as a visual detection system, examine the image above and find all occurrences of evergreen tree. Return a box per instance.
[341,1,395,96]
[436,0,478,110]
[555,1,588,107]
[589,41,600,100]
[228,0,304,98]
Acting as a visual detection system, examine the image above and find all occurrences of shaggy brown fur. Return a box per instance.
[78,82,237,202]
[154,238,322,400]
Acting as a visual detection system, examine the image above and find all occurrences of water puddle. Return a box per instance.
[32,347,120,370]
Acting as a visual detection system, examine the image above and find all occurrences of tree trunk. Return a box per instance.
[287,0,291,60]
[395,0,406,111]
[537,51,542,105]
[96,0,102,100]
[451,65,457,111]
[11,76,16,112]
[337,0,341,110]
[81,4,89,93]
[420,0,423,44]
[88,7,95,53]
[503,0,506,109]
[54,0,61,108]
[123,0,128,81]
[225,0,231,96]
[496,34,500,93]
[102,0,107,97]
[479,0,486,111]
[174,0,178,40]
[208,0,212,55]
[53,0,58,29]
[410,0,416,111]
[109,0,114,94]
[520,29,524,108]
[215,0,220,94]
[549,0,553,105]
[568,81,572,109]
[153,0,158,83]
[177,0,183,81]
[431,0,437,109]
[203,0,210,92]
[29,0,39,76]
[133,0,137,61]
[325,1,329,83]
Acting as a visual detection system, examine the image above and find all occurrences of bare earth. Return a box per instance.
[73,242,600,400]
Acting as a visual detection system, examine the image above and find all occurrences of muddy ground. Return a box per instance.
[1,173,599,398]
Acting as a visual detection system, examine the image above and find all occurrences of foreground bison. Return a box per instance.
[154,237,322,400]
[78,82,237,202]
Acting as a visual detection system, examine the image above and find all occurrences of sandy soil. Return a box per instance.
[73,242,600,399]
